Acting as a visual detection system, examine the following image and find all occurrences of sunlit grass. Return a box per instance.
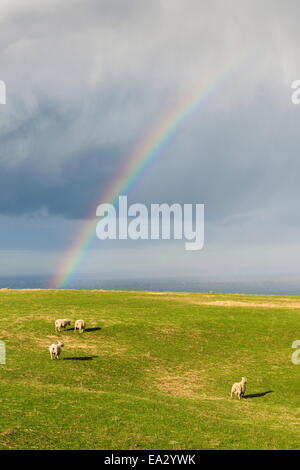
[0,289,299,449]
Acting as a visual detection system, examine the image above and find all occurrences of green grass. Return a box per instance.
[0,289,300,449]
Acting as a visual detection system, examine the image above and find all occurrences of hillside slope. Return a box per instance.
[0,289,299,449]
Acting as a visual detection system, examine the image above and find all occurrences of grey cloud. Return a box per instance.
[0,1,300,259]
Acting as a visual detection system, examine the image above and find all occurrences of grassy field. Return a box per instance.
[0,289,300,450]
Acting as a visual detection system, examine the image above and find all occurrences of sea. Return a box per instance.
[0,275,300,296]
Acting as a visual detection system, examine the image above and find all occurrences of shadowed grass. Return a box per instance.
[63,356,98,361]
[244,391,274,399]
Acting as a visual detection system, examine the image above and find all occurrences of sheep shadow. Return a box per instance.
[60,327,101,333]
[63,356,98,361]
[244,390,273,399]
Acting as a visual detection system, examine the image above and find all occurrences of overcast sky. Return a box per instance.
[1,0,300,283]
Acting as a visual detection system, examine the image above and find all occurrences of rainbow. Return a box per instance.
[51,62,241,288]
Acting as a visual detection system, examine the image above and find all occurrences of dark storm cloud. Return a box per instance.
[0,0,300,225]
[2,0,300,277]
[0,98,131,217]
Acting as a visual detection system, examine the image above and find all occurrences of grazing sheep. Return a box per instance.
[231,377,247,399]
[49,342,64,360]
[74,319,86,333]
[55,318,71,332]
[62,318,71,329]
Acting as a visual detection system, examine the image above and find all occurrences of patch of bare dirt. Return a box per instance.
[155,370,205,398]
[191,300,300,309]
[145,293,300,309]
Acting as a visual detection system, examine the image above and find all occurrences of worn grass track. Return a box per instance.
[0,289,299,449]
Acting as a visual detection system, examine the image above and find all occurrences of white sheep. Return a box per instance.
[231,377,247,399]
[55,318,71,332]
[62,318,71,329]
[55,319,64,332]
[49,342,64,360]
[74,319,86,333]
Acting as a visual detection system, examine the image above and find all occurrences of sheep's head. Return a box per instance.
[241,377,247,383]
[58,342,64,348]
